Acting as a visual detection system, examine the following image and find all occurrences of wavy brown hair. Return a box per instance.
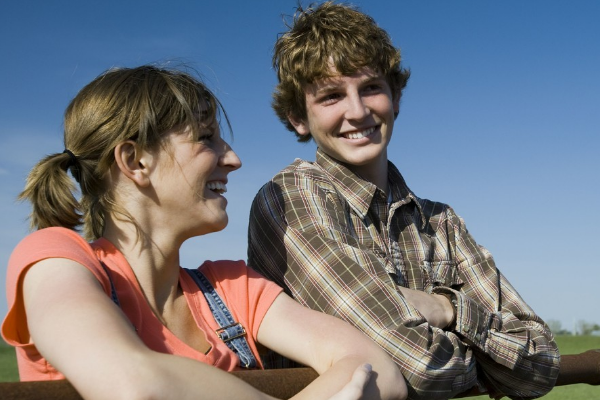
[272,1,411,142]
[19,65,229,240]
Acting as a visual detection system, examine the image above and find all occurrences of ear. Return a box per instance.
[113,141,151,187]
[287,113,311,137]
[393,93,401,119]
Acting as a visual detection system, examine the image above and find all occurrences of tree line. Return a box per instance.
[547,319,600,336]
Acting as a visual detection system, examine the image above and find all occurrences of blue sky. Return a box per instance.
[1,0,598,333]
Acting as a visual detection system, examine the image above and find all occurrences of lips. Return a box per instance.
[341,126,375,139]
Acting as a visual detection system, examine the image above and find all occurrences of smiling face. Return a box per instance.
[151,125,242,239]
[289,66,399,187]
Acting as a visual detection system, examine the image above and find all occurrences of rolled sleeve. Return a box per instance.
[248,160,559,399]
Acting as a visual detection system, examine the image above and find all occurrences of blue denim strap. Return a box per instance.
[185,268,258,369]
[100,261,120,307]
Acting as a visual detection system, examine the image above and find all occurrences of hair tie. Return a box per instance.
[63,149,78,168]
[63,149,81,183]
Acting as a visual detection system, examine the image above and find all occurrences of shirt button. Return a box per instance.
[464,326,470,333]
[475,334,481,341]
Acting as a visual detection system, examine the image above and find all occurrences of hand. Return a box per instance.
[397,287,454,329]
[327,364,373,400]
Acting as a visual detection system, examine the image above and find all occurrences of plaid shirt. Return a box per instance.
[248,149,559,400]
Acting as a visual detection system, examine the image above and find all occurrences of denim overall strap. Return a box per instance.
[185,268,258,369]
[100,261,121,307]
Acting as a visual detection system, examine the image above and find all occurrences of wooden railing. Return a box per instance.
[0,350,598,399]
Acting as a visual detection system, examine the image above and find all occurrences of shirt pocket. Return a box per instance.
[421,260,464,293]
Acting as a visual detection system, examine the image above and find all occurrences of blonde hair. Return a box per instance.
[272,1,410,142]
[19,65,228,240]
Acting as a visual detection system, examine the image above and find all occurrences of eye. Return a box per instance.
[318,92,341,105]
[197,132,214,144]
[363,83,384,94]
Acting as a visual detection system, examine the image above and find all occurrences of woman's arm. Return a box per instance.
[22,258,277,400]
[257,293,407,400]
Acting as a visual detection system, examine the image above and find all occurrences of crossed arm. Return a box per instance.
[247,173,560,400]
[21,257,406,400]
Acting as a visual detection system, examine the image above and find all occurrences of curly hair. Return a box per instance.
[272,1,410,142]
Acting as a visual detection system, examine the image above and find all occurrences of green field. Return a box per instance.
[1,336,599,398]
[463,335,600,399]
[0,340,18,382]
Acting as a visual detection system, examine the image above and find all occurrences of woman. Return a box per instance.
[1,65,407,400]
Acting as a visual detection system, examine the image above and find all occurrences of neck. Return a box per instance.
[103,217,182,309]
[347,158,389,195]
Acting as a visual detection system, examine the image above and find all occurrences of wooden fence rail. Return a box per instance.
[1,350,598,399]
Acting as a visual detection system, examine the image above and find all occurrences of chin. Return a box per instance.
[190,217,229,238]
[209,217,229,233]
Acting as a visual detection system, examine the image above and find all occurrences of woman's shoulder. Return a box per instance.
[195,260,281,296]
[3,228,107,348]
[18,226,83,241]
[10,227,93,265]
[190,260,283,341]
[7,227,104,295]
[197,259,251,282]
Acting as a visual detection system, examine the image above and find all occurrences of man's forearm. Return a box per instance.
[396,287,455,329]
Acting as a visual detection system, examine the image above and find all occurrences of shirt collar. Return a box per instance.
[315,149,425,226]
[387,162,427,228]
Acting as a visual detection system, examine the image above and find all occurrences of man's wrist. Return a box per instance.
[438,292,457,331]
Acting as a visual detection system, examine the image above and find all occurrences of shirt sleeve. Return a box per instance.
[247,170,559,400]
[201,261,283,346]
[431,207,560,398]
[2,227,110,346]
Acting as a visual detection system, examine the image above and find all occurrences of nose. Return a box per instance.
[219,141,242,172]
[345,92,370,121]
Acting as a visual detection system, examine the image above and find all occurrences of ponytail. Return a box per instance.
[19,151,82,232]
[19,64,227,240]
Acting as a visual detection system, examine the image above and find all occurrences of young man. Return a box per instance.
[247,2,560,399]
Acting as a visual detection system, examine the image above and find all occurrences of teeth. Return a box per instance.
[344,127,375,139]
[207,181,227,194]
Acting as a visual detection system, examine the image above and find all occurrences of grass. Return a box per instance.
[0,340,18,382]
[537,336,600,400]
[1,336,599,398]
[466,335,600,399]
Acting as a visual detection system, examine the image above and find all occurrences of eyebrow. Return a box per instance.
[311,74,384,96]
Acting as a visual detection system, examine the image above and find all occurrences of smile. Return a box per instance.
[207,181,227,194]
[341,127,375,140]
